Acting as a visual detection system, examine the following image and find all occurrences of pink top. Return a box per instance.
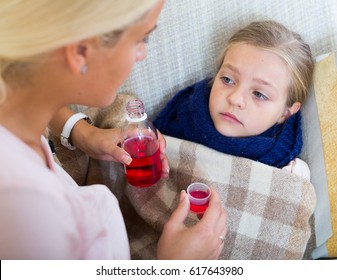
[0,126,130,259]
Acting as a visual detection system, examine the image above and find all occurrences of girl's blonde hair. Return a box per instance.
[0,0,157,102]
[215,20,314,106]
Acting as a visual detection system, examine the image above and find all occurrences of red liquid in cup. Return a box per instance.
[123,136,162,188]
[189,190,209,213]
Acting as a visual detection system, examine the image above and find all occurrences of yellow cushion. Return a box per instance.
[313,52,337,257]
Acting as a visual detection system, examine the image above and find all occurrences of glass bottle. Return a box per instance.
[121,99,162,188]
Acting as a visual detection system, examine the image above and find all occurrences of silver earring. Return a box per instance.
[81,65,88,75]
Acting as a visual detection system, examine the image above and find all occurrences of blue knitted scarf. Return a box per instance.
[154,79,303,168]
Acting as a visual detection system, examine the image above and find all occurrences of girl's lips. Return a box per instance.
[220,112,242,125]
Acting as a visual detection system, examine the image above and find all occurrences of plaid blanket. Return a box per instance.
[126,135,316,259]
[49,94,316,259]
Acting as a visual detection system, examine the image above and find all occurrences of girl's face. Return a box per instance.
[78,0,165,108]
[209,43,300,137]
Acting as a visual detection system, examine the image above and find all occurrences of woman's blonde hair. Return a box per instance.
[0,0,157,102]
[215,20,314,106]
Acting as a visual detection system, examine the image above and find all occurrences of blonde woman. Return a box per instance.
[0,0,227,259]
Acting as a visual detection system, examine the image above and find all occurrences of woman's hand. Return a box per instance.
[64,112,170,178]
[72,123,132,163]
[49,108,169,177]
[157,130,169,179]
[156,188,227,260]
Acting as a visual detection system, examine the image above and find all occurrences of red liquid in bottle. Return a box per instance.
[123,136,162,188]
[189,190,209,213]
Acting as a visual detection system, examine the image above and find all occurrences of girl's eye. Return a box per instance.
[221,76,235,85]
[253,91,268,100]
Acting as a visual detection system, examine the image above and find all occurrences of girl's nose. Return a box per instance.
[227,88,246,109]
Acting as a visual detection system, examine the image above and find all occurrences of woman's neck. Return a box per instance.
[0,89,59,166]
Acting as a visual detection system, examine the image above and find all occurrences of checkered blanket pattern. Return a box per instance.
[49,93,317,259]
[126,136,316,259]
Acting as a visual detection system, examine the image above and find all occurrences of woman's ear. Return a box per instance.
[64,42,88,75]
[278,102,301,123]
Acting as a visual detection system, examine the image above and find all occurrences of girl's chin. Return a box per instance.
[216,126,243,138]
[217,129,252,138]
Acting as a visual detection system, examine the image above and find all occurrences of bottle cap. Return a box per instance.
[126,99,147,122]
